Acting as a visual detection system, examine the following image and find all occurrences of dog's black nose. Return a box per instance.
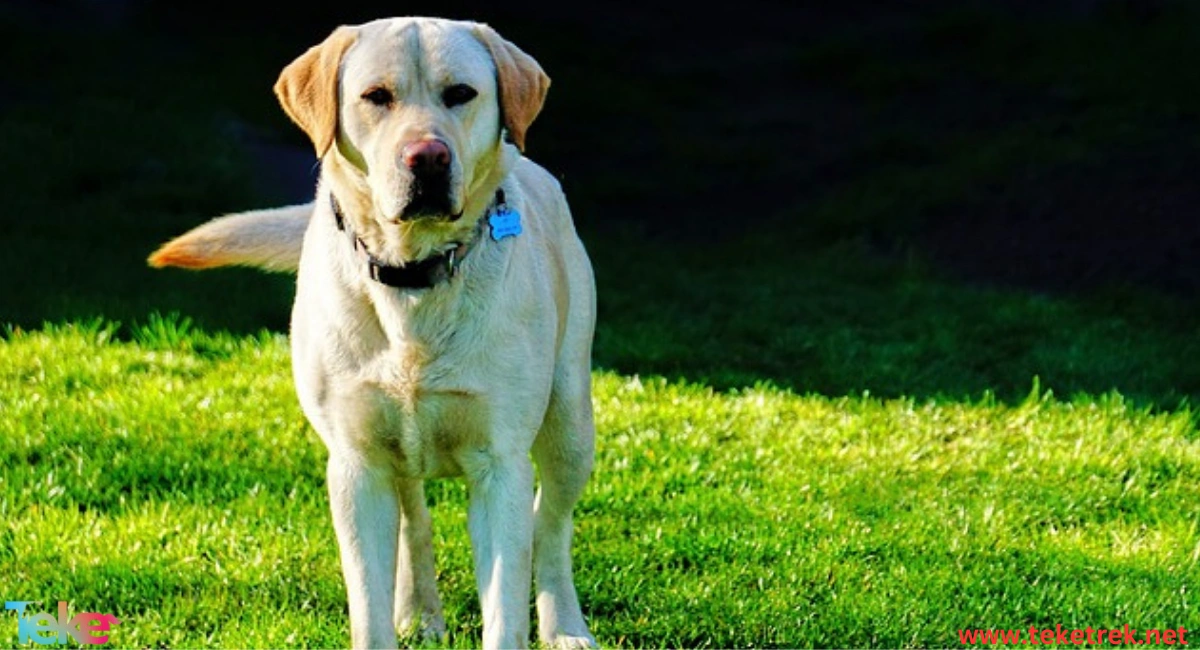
[403,140,451,175]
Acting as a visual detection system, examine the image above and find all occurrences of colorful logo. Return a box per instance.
[5,601,120,645]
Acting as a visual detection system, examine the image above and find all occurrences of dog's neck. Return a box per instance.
[329,189,512,289]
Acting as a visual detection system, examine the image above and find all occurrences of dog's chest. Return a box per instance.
[334,299,495,478]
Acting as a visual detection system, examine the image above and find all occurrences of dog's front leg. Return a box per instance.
[327,452,400,649]
[464,452,536,650]
[394,478,446,641]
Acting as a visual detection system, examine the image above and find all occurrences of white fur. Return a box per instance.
[152,17,597,650]
[148,203,311,271]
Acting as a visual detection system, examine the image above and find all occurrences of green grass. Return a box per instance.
[4,2,1200,647]
[2,323,1197,647]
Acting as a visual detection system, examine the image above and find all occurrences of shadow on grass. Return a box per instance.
[588,232,1200,410]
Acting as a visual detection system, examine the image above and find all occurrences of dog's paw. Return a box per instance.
[545,633,597,649]
[397,615,447,646]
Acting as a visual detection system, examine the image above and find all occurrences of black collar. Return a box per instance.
[330,191,503,289]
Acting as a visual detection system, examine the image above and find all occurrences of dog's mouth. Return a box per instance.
[398,174,461,222]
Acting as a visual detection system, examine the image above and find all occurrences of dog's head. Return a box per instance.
[274,18,548,247]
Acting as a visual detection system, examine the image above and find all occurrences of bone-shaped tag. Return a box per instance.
[489,207,522,241]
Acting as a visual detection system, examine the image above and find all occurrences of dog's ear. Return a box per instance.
[274,26,357,158]
[472,24,550,152]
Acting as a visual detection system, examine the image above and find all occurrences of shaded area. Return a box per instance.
[921,140,1200,295]
[2,0,1200,406]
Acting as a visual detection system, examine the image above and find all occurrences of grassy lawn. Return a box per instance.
[3,323,1197,647]
[3,2,1200,647]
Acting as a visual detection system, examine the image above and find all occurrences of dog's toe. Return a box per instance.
[547,633,597,649]
[397,615,447,646]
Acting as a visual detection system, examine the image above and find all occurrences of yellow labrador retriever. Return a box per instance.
[149,17,597,650]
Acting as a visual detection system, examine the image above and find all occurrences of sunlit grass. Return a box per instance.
[2,324,1196,648]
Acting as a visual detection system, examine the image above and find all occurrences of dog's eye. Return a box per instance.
[442,84,478,108]
[362,87,393,106]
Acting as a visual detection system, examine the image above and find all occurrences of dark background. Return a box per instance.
[4,0,1200,404]
[25,0,1193,292]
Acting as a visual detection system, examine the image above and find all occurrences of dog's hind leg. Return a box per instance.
[393,478,446,642]
[531,372,597,649]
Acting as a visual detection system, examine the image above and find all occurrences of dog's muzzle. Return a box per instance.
[400,140,456,221]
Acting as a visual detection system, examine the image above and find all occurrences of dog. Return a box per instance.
[149,17,597,650]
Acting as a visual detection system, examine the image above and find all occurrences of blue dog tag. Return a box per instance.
[489,207,522,241]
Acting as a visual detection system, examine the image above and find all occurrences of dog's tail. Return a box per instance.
[148,203,314,272]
